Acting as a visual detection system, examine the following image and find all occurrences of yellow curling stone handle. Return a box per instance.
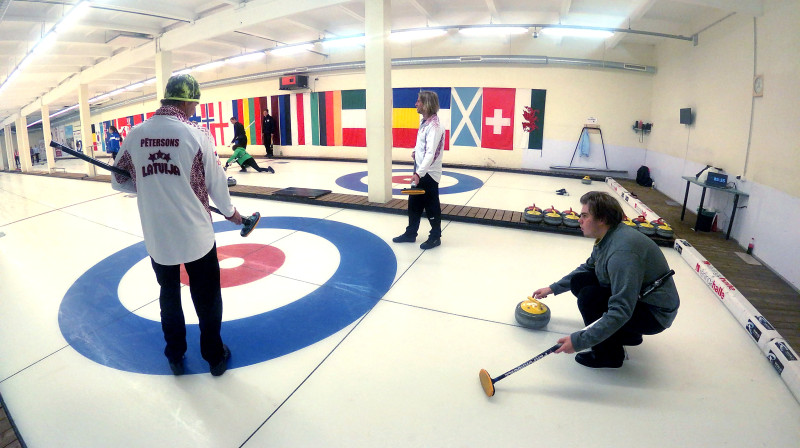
[521,297,549,315]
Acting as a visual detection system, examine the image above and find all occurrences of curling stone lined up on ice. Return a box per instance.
[227,177,237,187]
[561,207,580,228]
[523,204,543,223]
[543,206,562,225]
[632,215,655,235]
[515,297,551,329]
[622,215,638,228]
[581,175,592,185]
[650,218,674,238]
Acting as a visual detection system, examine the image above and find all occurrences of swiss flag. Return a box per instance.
[481,88,515,150]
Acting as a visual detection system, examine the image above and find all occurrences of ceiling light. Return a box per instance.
[459,26,528,37]
[194,60,226,71]
[173,68,192,76]
[540,27,613,38]
[269,44,313,56]
[390,29,447,42]
[227,52,266,64]
[321,36,366,48]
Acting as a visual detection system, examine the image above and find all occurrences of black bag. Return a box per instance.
[636,166,653,187]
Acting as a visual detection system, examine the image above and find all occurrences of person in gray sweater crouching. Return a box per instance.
[532,191,680,368]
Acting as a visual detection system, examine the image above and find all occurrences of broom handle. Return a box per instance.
[49,141,225,217]
[492,344,561,383]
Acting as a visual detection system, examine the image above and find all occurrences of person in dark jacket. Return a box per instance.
[531,191,680,368]
[229,117,247,149]
[261,109,276,157]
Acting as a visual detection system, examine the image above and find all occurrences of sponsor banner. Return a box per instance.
[604,177,664,224]
[765,338,800,404]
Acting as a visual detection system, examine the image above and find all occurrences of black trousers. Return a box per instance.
[242,158,269,172]
[263,134,273,156]
[405,173,442,239]
[571,271,665,356]
[151,245,225,367]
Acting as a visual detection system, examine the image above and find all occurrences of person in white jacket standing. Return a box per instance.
[112,74,242,377]
[393,91,446,250]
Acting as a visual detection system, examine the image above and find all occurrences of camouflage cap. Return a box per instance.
[164,74,201,102]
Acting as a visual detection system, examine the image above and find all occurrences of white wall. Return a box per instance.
[648,0,800,289]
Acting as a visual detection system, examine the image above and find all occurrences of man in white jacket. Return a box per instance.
[112,74,242,376]
[393,90,445,250]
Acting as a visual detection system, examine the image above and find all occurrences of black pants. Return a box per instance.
[405,174,441,239]
[242,158,270,172]
[571,271,665,357]
[263,135,273,157]
[151,245,225,367]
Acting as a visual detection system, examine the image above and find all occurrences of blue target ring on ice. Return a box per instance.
[335,168,483,195]
[58,217,397,375]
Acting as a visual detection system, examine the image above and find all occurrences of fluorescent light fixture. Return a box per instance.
[173,68,192,76]
[59,1,91,29]
[226,52,266,64]
[321,36,366,48]
[34,31,59,51]
[124,82,145,91]
[459,26,528,36]
[50,104,79,118]
[144,77,156,84]
[540,27,613,38]
[390,29,447,42]
[194,60,226,71]
[269,44,313,56]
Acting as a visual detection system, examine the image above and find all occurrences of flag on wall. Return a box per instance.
[195,102,230,146]
[450,87,483,147]
[392,87,450,149]
[480,88,515,150]
[513,88,547,150]
[342,89,367,147]
[270,94,292,146]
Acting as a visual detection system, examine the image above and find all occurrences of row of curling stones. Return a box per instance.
[515,297,551,329]
[623,215,674,238]
[523,205,580,228]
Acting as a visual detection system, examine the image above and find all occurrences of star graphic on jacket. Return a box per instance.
[155,150,165,160]
[148,153,156,162]
[163,153,171,162]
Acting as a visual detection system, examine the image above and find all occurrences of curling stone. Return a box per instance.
[544,211,562,226]
[561,208,580,228]
[581,175,592,185]
[656,224,674,238]
[515,297,551,329]
[227,176,237,187]
[622,215,638,228]
[632,215,648,225]
[523,204,543,223]
[637,221,656,236]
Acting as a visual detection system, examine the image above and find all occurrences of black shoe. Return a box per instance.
[420,238,441,250]
[210,344,231,376]
[392,233,416,243]
[168,356,185,376]
[266,166,275,173]
[575,350,623,368]
[239,168,248,172]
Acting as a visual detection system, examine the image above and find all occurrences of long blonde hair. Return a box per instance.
[417,91,440,117]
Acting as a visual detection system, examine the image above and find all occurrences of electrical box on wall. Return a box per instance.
[279,75,309,90]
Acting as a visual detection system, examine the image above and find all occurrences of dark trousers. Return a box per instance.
[405,174,442,239]
[242,158,269,172]
[150,245,225,367]
[571,271,666,357]
[263,135,273,156]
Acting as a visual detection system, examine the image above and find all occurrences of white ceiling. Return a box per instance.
[0,0,764,128]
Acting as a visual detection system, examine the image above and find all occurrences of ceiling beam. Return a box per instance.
[484,0,500,23]
[88,0,198,22]
[338,4,364,22]
[670,0,763,16]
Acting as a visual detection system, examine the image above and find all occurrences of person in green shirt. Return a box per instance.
[225,146,274,173]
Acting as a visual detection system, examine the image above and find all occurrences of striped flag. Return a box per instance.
[196,102,230,146]
[341,89,366,147]
[273,94,293,146]
[514,89,547,150]
[392,87,450,149]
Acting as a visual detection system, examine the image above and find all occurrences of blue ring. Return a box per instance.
[335,168,483,195]
[58,217,397,375]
